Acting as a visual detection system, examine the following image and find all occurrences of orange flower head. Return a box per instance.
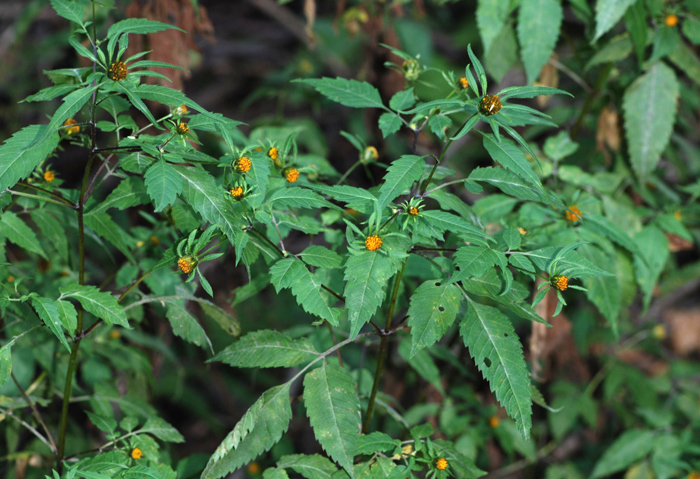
[365,234,382,252]
[552,275,569,291]
[479,94,502,116]
[518,227,527,235]
[283,167,300,183]
[688,472,700,479]
[230,186,245,200]
[110,330,121,339]
[458,77,469,89]
[175,104,188,115]
[435,458,448,471]
[268,147,279,160]
[176,122,189,135]
[108,61,128,81]
[665,14,678,27]
[408,206,419,216]
[247,462,261,475]
[178,255,196,274]
[44,170,55,182]
[674,210,682,221]
[235,156,252,174]
[565,205,582,222]
[489,415,500,428]
[150,235,160,245]
[131,447,142,460]
[63,118,80,135]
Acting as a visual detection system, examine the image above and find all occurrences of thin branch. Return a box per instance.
[12,373,57,454]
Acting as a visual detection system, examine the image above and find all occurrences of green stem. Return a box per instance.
[7,190,75,208]
[419,114,473,195]
[362,260,406,432]
[421,178,466,197]
[336,158,363,185]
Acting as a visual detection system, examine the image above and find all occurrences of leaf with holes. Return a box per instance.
[212,330,318,368]
[408,280,461,356]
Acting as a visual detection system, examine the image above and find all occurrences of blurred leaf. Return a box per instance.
[0,125,60,194]
[141,417,185,443]
[579,245,621,337]
[593,0,637,42]
[0,212,48,259]
[591,430,655,478]
[476,0,511,52]
[623,63,679,182]
[518,0,563,84]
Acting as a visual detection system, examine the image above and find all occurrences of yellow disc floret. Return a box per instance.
[665,14,678,27]
[268,147,279,160]
[363,146,379,163]
[247,462,261,474]
[478,94,502,116]
[365,234,383,252]
[458,77,469,89]
[518,227,527,235]
[283,167,300,183]
[230,186,245,200]
[175,104,188,115]
[489,415,500,428]
[552,275,569,291]
[435,458,448,471]
[176,122,189,135]
[565,205,582,222]
[234,156,252,174]
[178,255,196,274]
[408,206,419,216]
[63,118,80,135]
[44,170,55,182]
[108,61,128,81]
[131,447,142,460]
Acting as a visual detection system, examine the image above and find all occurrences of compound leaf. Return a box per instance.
[0,125,60,193]
[593,0,637,42]
[591,430,656,478]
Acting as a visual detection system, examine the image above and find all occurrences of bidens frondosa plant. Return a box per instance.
[1,1,699,479]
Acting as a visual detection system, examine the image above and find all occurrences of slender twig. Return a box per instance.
[16,182,73,205]
[270,212,287,253]
[363,260,407,432]
[0,407,55,453]
[12,373,57,454]
[420,115,474,195]
[320,284,344,303]
[421,178,466,197]
[336,158,362,185]
[7,190,75,208]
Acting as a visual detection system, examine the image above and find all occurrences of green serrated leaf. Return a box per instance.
[56,299,78,335]
[0,125,60,192]
[144,160,184,212]
[304,361,361,478]
[634,225,669,310]
[140,416,184,443]
[270,258,341,325]
[517,0,563,84]
[398,339,445,395]
[579,245,621,337]
[59,284,130,328]
[172,165,245,247]
[276,454,338,479]
[376,155,426,210]
[301,245,343,269]
[202,383,292,479]
[344,251,396,339]
[0,212,48,259]
[107,18,183,39]
[310,185,377,213]
[354,432,402,455]
[266,188,335,210]
[389,88,415,111]
[163,298,212,351]
[408,280,461,355]
[378,112,402,138]
[593,0,637,42]
[296,78,384,109]
[585,33,633,70]
[31,296,70,351]
[469,167,546,203]
[450,246,503,283]
[0,342,12,389]
[460,301,532,439]
[211,330,318,368]
[84,211,135,263]
[88,176,150,215]
[50,0,86,25]
[86,411,117,434]
[591,430,656,478]
[623,62,679,183]
[482,134,544,187]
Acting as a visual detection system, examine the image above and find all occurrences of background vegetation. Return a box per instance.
[0,1,699,479]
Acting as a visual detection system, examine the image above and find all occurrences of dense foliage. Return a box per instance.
[1,1,699,479]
